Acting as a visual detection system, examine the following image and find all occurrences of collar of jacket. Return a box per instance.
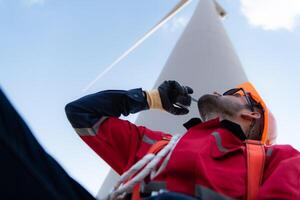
[183,118,246,158]
[183,117,246,141]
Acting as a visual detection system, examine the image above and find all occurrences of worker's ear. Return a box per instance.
[240,110,261,121]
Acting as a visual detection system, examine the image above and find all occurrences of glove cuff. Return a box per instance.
[145,90,163,110]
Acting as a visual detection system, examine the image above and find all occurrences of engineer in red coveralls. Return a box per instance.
[65,80,300,200]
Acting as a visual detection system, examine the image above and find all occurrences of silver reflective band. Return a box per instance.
[266,148,273,157]
[74,128,96,136]
[74,116,109,136]
[142,134,157,145]
[141,181,166,194]
[195,185,231,200]
[212,132,229,153]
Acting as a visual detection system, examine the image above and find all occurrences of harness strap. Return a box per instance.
[131,136,171,200]
[131,138,265,200]
[245,140,265,200]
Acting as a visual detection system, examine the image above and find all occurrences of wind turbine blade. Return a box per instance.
[82,0,191,93]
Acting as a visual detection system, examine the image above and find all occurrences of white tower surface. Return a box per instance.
[97,0,247,198]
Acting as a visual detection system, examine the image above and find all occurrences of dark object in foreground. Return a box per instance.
[0,88,95,200]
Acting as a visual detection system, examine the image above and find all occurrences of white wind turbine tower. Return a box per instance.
[95,0,248,198]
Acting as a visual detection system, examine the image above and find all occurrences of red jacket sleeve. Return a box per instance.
[81,117,169,174]
[65,88,170,174]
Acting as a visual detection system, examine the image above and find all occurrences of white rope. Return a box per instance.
[106,134,181,200]
[113,154,155,190]
[150,133,184,180]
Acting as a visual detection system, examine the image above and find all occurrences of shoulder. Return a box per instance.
[267,144,300,157]
[265,144,300,173]
[263,144,300,185]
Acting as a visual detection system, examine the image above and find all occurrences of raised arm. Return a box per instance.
[65,88,148,135]
[65,81,193,173]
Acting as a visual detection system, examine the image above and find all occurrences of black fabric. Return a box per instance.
[183,118,246,141]
[65,88,149,128]
[183,118,202,130]
[0,88,95,200]
[220,120,246,141]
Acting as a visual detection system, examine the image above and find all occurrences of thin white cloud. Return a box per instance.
[241,0,300,31]
[24,0,45,6]
[163,16,188,32]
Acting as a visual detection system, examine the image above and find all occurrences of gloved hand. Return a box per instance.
[146,80,193,115]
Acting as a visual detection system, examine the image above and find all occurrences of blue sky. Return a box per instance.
[1,0,300,196]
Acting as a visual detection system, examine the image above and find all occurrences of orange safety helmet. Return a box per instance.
[237,82,277,145]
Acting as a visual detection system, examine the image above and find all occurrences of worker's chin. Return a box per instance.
[197,94,219,121]
[200,113,219,122]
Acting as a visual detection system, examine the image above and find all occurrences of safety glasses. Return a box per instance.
[190,88,256,112]
[223,88,255,111]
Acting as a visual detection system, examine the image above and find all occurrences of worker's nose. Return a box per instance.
[213,92,222,96]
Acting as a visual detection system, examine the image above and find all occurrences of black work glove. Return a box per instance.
[158,80,193,115]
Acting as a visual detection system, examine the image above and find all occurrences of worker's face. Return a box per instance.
[197,92,250,121]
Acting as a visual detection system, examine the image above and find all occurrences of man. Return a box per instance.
[65,80,300,199]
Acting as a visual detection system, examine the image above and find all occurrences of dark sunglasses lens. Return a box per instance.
[223,88,240,96]
[223,88,255,111]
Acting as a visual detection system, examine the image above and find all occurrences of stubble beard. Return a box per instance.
[197,94,243,122]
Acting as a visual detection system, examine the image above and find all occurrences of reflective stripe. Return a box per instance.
[212,132,229,153]
[74,128,96,136]
[74,116,108,136]
[195,185,231,200]
[141,181,166,194]
[266,147,273,157]
[93,116,109,133]
[142,134,157,145]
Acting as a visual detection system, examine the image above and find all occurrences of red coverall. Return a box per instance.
[65,88,300,199]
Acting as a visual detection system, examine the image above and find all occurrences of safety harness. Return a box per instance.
[130,138,266,200]
[245,140,265,200]
[107,135,176,200]
[131,137,172,200]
